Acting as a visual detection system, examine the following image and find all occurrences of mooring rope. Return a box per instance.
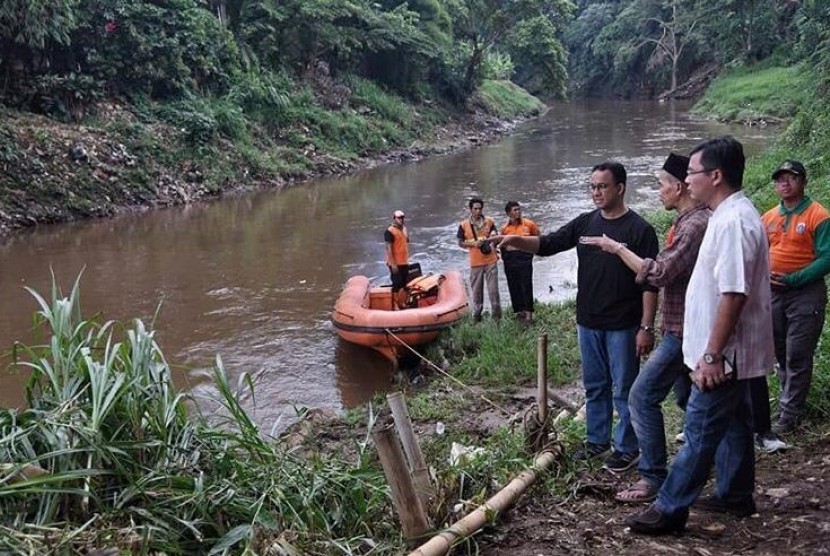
[384,328,514,418]
[522,403,560,453]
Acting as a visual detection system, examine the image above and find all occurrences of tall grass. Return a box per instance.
[0,277,400,554]
[692,65,809,122]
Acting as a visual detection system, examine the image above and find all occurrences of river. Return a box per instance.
[0,100,776,426]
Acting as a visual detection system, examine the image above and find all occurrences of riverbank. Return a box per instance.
[0,79,544,236]
[5,281,829,554]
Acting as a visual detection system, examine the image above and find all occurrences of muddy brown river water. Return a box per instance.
[0,100,776,427]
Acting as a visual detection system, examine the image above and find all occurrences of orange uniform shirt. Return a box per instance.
[763,200,830,276]
[386,225,409,265]
[459,217,498,268]
[500,218,540,237]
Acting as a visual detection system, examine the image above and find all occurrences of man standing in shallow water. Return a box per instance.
[492,162,658,473]
[626,136,775,535]
[582,153,708,503]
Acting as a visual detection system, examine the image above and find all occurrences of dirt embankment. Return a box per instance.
[0,104,528,236]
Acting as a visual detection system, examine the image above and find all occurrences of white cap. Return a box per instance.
[393,210,405,218]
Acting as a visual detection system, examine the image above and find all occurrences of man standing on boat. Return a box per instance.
[626,136,774,535]
[500,201,541,325]
[581,153,708,503]
[458,197,501,322]
[385,209,410,309]
[492,162,659,473]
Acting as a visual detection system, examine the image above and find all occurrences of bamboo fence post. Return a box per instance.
[387,391,434,509]
[537,334,548,424]
[407,449,560,556]
[372,425,430,539]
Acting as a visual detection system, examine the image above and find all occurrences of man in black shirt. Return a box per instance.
[493,162,659,472]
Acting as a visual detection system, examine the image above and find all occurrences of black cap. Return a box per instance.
[662,152,690,182]
[772,159,807,180]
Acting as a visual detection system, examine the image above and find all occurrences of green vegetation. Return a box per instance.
[0,277,611,553]
[473,80,547,118]
[692,65,809,122]
[564,0,796,98]
[0,1,570,119]
[0,277,402,554]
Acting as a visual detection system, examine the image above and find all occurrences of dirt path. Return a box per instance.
[479,434,830,555]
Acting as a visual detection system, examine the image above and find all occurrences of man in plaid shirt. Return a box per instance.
[582,153,709,502]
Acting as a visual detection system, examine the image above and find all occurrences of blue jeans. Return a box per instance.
[629,332,691,486]
[578,325,640,454]
[655,379,755,518]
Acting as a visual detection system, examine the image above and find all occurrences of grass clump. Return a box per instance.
[0,274,401,554]
[693,65,809,123]
[473,80,546,118]
[433,301,579,389]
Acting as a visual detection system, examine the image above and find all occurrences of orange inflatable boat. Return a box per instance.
[332,270,469,362]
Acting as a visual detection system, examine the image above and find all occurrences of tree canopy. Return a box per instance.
[0,0,575,118]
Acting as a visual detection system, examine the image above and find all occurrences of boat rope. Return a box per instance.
[384,328,513,418]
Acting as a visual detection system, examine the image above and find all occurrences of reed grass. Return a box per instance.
[1,276,402,554]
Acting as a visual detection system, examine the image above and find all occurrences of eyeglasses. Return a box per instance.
[686,168,715,176]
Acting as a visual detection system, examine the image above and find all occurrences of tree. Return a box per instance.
[449,0,552,90]
[637,0,700,92]
[0,0,79,93]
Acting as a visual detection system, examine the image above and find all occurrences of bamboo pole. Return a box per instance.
[387,391,434,509]
[547,387,580,414]
[537,334,548,424]
[408,449,560,556]
[372,425,430,539]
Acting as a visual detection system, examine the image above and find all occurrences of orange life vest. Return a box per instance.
[461,218,498,268]
[386,225,409,265]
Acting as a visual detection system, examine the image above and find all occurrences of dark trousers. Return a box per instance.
[772,281,827,425]
[389,264,410,292]
[502,252,534,314]
[749,375,772,433]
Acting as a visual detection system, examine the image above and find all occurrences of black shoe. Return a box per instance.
[625,504,687,535]
[573,442,611,461]
[694,494,757,517]
[603,450,640,473]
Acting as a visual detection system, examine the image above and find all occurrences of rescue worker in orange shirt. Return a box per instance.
[385,209,410,309]
[499,201,540,324]
[457,197,501,322]
[753,160,830,443]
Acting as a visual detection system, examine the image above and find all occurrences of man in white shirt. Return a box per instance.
[626,136,775,535]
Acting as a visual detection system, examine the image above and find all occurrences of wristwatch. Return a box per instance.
[639,324,655,334]
[703,352,722,364]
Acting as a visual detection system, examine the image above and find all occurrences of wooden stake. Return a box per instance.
[387,391,434,509]
[372,425,430,539]
[537,334,548,424]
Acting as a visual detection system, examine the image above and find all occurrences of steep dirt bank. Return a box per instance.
[0,104,530,236]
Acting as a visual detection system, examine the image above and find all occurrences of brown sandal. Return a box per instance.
[615,479,658,504]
